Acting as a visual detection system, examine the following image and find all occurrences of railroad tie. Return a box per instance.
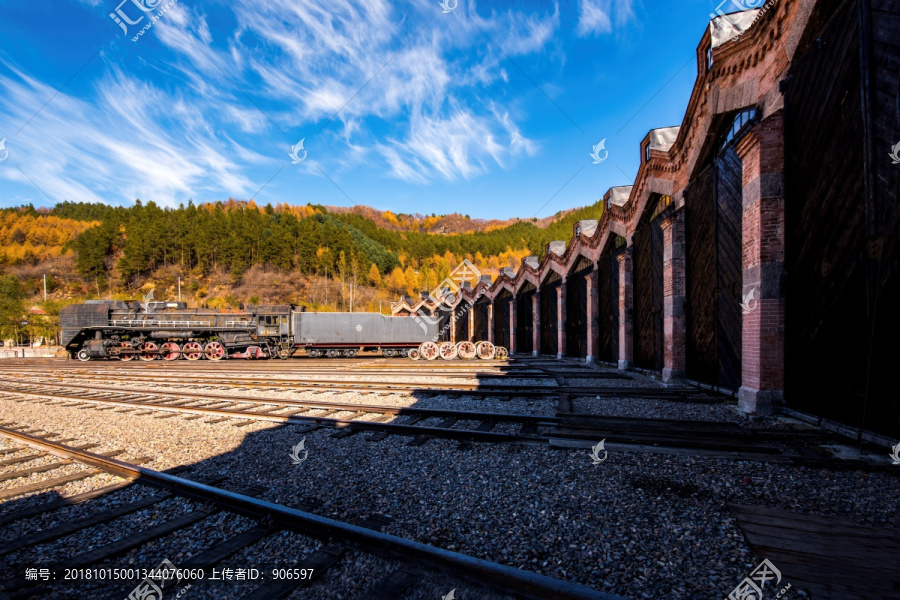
[0,479,139,529]
[0,452,47,468]
[364,566,421,599]
[518,423,538,436]
[0,460,74,483]
[11,506,218,590]
[0,469,104,501]
[237,515,391,600]
[330,426,359,439]
[0,491,172,557]
[0,448,121,484]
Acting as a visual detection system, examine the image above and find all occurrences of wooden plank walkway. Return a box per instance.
[728,503,900,599]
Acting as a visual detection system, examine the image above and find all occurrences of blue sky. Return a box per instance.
[0,0,733,219]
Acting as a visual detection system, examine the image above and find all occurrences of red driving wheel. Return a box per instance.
[138,342,158,361]
[182,342,203,361]
[204,341,226,361]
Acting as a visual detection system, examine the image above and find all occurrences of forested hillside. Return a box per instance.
[0,199,603,344]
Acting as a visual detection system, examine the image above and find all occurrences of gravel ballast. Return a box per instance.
[0,360,896,600]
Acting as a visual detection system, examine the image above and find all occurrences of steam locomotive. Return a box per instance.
[60,299,439,362]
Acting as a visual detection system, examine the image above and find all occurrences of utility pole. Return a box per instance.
[178,277,182,302]
[43,274,47,301]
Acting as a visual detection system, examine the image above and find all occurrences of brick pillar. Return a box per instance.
[585,268,598,363]
[509,297,516,354]
[616,247,634,370]
[557,279,566,359]
[468,305,475,342]
[532,291,540,357]
[735,111,785,415]
[487,302,494,344]
[450,307,456,344]
[659,210,687,383]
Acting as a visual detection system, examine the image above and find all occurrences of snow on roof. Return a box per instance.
[710,9,761,48]
[608,186,633,207]
[649,127,680,151]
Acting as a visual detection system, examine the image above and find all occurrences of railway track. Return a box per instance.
[0,381,558,446]
[0,426,624,600]
[0,380,862,465]
[0,356,619,372]
[0,371,725,402]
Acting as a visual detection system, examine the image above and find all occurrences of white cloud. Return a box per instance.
[576,0,635,37]
[1,0,557,207]
[377,105,537,184]
[0,65,258,207]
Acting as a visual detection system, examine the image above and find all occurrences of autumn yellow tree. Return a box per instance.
[368,263,382,287]
[386,267,406,294]
[403,266,418,296]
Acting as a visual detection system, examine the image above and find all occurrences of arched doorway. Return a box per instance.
[515,283,536,354]
[539,271,561,356]
[684,111,747,391]
[566,255,593,358]
[633,202,664,371]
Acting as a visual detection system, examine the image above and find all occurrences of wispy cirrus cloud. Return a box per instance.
[576,0,636,37]
[153,0,549,184]
[0,63,259,205]
[0,0,561,206]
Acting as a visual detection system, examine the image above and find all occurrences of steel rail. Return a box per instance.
[0,365,555,379]
[3,372,716,400]
[0,426,625,600]
[4,373,555,390]
[0,387,553,446]
[0,388,831,463]
[3,373,563,397]
[0,382,558,424]
[0,358,598,372]
[0,384,803,461]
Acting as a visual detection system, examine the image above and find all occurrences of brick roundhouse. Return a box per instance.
[393,0,900,440]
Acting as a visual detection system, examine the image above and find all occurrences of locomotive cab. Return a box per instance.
[250,305,292,339]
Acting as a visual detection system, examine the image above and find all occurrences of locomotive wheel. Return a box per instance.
[408,348,420,360]
[76,349,91,362]
[119,345,135,361]
[204,341,226,361]
[396,349,408,358]
[159,342,181,361]
[419,341,439,360]
[475,341,496,360]
[138,342,158,361]
[382,349,395,357]
[343,349,358,358]
[456,341,477,360]
[495,346,509,359]
[326,349,341,358]
[438,341,458,360]
[182,342,203,361]
[307,349,322,358]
